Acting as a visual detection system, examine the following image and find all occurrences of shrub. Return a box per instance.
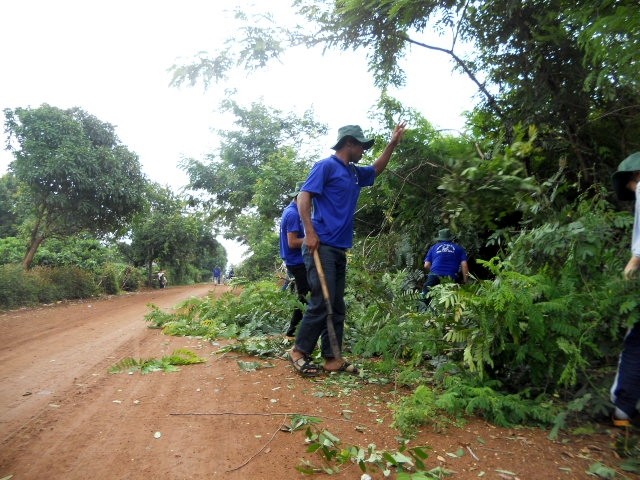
[98,263,120,295]
[0,264,42,309]
[35,266,99,300]
[120,266,144,291]
[0,238,26,265]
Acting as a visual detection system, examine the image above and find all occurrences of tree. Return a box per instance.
[181,98,325,243]
[128,183,225,284]
[3,104,147,269]
[171,1,640,188]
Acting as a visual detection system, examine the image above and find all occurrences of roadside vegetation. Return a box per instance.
[2,0,640,476]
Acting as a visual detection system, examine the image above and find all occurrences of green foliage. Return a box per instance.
[168,8,287,88]
[98,263,120,295]
[95,263,145,295]
[219,335,291,359]
[586,462,617,479]
[0,239,152,307]
[191,0,640,196]
[144,281,299,341]
[391,385,445,438]
[118,265,145,292]
[128,183,224,285]
[0,237,25,265]
[3,104,147,269]
[297,418,446,478]
[108,349,206,374]
[0,264,44,308]
[0,264,99,310]
[438,126,544,232]
[435,374,556,428]
[33,236,123,272]
[576,1,640,96]
[35,266,99,300]
[0,173,20,238]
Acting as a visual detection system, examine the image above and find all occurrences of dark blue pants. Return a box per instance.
[294,244,345,359]
[420,273,451,310]
[611,322,640,417]
[285,262,311,337]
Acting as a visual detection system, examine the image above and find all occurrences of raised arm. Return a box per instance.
[372,121,408,175]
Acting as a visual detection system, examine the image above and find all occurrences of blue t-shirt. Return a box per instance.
[425,241,468,277]
[301,155,376,249]
[280,201,304,265]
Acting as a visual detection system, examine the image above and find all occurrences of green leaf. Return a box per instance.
[586,462,616,478]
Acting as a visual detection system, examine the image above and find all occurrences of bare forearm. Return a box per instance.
[287,232,304,249]
[372,121,407,175]
[297,192,314,237]
[372,142,398,175]
[297,191,319,253]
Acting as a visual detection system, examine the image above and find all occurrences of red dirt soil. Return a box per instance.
[0,284,630,479]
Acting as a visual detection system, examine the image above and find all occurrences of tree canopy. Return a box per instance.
[3,104,147,269]
[170,0,640,190]
[127,183,225,284]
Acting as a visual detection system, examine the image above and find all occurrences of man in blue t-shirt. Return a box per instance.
[280,181,311,337]
[421,228,468,309]
[286,122,407,377]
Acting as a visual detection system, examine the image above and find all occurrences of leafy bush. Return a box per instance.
[98,263,120,295]
[35,266,99,300]
[144,281,301,341]
[120,265,144,291]
[0,238,26,265]
[0,264,43,308]
[0,264,99,310]
[34,236,122,272]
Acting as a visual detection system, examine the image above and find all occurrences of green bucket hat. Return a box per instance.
[612,152,640,201]
[331,125,375,150]
[288,181,305,197]
[435,228,454,241]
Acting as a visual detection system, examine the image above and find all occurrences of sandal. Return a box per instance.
[613,416,632,428]
[286,351,320,377]
[324,361,360,376]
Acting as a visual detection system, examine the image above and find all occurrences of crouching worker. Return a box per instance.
[420,228,468,312]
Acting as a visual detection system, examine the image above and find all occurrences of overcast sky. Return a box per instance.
[0,0,477,264]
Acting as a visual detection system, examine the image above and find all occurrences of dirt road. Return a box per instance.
[0,284,626,479]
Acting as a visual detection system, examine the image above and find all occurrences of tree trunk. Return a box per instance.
[23,236,44,270]
[147,258,154,287]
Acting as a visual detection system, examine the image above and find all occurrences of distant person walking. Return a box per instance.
[280,181,311,338]
[213,266,221,285]
[420,228,468,310]
[157,271,167,289]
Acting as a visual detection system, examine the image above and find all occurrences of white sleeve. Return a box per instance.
[632,183,640,257]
